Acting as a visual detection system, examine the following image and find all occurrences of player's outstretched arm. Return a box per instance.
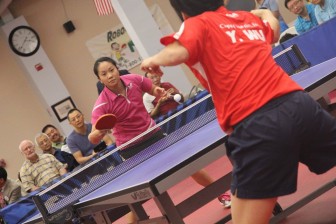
[88,127,107,145]
[141,41,189,75]
[250,9,280,43]
[103,134,114,146]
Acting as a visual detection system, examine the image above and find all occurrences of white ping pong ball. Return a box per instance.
[173,94,182,102]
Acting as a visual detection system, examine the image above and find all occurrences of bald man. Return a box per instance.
[18,140,67,194]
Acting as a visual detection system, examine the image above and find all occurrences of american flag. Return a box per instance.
[93,0,114,15]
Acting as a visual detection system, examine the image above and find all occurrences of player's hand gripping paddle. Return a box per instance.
[95,114,117,130]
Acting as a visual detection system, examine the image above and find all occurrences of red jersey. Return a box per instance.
[153,82,180,116]
[161,7,302,133]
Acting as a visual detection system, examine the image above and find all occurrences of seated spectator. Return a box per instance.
[18,140,67,194]
[256,0,289,33]
[35,133,79,172]
[285,0,319,34]
[67,108,113,164]
[0,167,22,207]
[143,72,184,118]
[41,124,70,153]
[311,0,336,24]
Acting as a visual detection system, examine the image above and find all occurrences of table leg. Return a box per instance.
[129,201,150,221]
[154,192,185,224]
[91,211,112,224]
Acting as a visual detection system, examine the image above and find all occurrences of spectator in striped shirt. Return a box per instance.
[18,140,67,194]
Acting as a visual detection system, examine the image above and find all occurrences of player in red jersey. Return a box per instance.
[141,0,336,223]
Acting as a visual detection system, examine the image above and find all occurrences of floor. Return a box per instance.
[113,155,336,224]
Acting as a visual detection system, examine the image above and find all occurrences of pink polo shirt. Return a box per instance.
[91,74,156,146]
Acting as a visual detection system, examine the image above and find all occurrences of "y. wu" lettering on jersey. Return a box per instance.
[225,30,265,43]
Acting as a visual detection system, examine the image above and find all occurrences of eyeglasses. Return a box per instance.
[288,0,301,11]
[69,114,82,123]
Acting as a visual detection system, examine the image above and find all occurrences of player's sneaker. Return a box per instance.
[218,192,231,208]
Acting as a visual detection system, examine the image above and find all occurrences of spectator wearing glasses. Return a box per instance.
[67,108,113,164]
[285,0,319,34]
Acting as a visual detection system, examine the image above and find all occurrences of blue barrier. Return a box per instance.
[273,17,336,67]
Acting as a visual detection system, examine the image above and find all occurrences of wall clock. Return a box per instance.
[8,25,40,57]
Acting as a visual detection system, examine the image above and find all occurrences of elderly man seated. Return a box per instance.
[35,133,79,172]
[42,124,71,153]
[18,140,67,194]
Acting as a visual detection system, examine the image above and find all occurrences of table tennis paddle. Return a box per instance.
[95,114,117,130]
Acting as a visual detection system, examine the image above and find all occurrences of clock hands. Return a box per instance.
[9,26,40,56]
[19,36,28,51]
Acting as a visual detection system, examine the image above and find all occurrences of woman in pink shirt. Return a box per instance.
[88,57,218,223]
[89,57,167,158]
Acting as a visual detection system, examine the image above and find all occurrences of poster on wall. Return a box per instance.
[86,4,173,71]
[86,24,142,70]
[51,97,76,122]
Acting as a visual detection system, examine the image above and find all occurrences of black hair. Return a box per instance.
[41,124,57,133]
[0,167,7,181]
[169,0,223,17]
[279,33,298,43]
[93,57,118,78]
[284,0,298,9]
[67,108,82,120]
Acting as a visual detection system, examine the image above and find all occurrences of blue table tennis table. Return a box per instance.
[17,56,336,224]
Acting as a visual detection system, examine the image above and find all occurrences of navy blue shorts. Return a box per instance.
[226,91,336,199]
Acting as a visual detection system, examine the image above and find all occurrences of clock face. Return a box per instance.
[8,25,40,57]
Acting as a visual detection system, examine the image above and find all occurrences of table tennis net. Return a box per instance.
[273,44,311,75]
[33,90,216,221]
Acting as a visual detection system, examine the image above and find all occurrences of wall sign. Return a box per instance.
[51,97,76,122]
